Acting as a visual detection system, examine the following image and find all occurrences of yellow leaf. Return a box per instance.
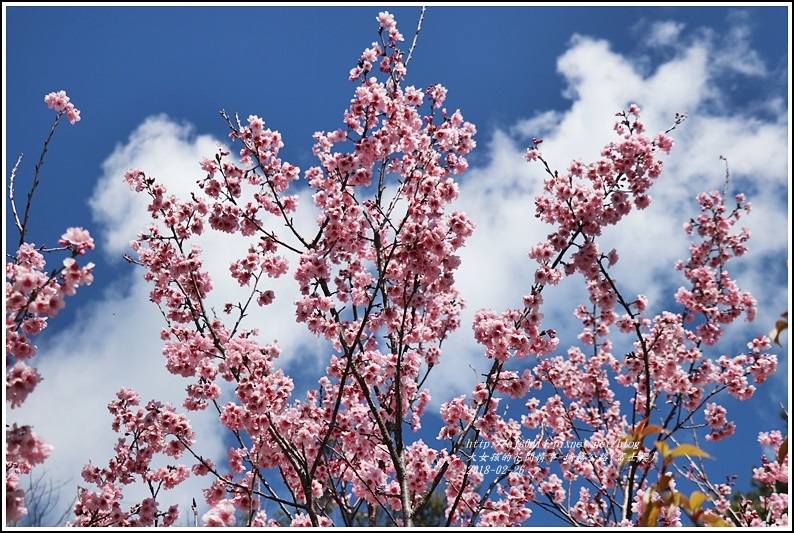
[778,435,788,465]
[619,446,639,468]
[688,491,709,513]
[670,443,712,459]
[656,472,673,493]
[641,424,664,438]
[672,492,687,509]
[642,501,661,527]
[655,440,671,459]
[702,514,731,527]
[628,417,649,442]
[627,417,663,438]
[769,312,788,345]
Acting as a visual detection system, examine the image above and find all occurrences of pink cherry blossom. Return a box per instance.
[44,90,70,111]
[44,90,81,123]
[5,361,42,408]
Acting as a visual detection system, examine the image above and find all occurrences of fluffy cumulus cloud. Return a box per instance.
[88,115,326,365]
[645,20,686,47]
[89,115,219,257]
[10,12,788,525]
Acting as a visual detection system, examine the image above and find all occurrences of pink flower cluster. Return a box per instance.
[675,189,756,345]
[5,424,54,522]
[58,226,95,255]
[70,389,191,526]
[6,239,94,332]
[5,93,92,524]
[44,90,81,124]
[727,431,789,526]
[376,11,404,44]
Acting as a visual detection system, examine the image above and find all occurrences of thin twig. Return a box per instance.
[19,113,62,248]
[8,154,25,235]
[404,6,426,68]
[719,155,731,197]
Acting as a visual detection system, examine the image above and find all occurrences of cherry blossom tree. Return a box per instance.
[6,91,94,524]
[6,10,787,528]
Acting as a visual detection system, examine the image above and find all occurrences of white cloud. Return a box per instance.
[646,20,686,47]
[89,114,219,257]
[713,11,768,77]
[557,35,643,121]
[89,114,327,371]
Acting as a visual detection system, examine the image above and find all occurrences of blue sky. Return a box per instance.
[3,2,791,526]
